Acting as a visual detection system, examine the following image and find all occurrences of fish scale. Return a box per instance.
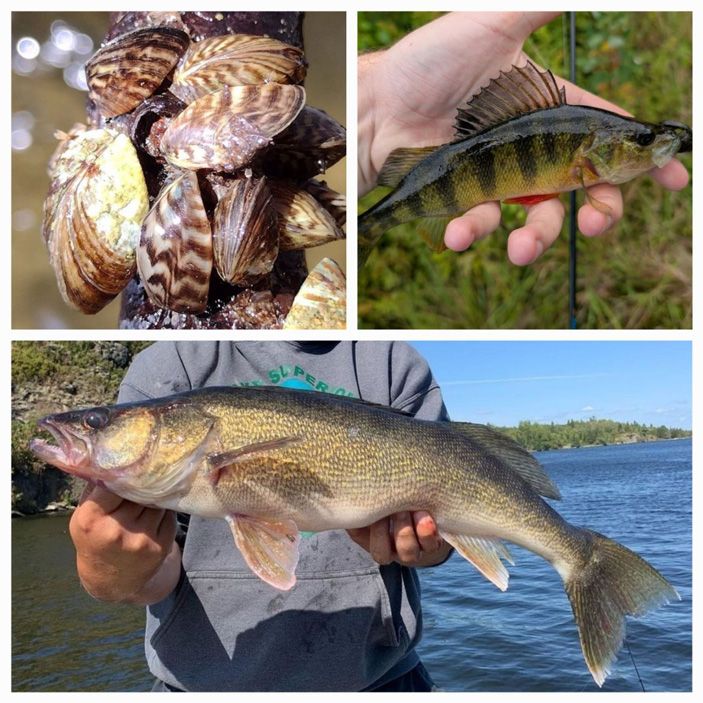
[30,385,679,687]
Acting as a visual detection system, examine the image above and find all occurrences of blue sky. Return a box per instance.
[410,341,691,429]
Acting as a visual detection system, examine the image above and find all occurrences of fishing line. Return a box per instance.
[625,639,646,692]
[567,11,578,329]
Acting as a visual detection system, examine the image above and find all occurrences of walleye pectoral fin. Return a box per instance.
[226,514,300,590]
[207,437,302,486]
[416,216,451,252]
[378,146,437,188]
[504,193,560,208]
[440,531,513,591]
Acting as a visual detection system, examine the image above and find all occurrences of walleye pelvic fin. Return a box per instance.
[504,193,560,208]
[451,422,561,499]
[378,146,437,188]
[440,531,513,591]
[226,514,300,590]
[207,437,302,486]
[563,529,679,687]
[454,60,566,141]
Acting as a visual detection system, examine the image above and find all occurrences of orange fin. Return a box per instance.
[226,514,300,590]
[504,193,560,207]
[440,531,513,591]
[207,437,302,486]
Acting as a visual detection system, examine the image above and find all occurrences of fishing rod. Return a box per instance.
[568,11,577,329]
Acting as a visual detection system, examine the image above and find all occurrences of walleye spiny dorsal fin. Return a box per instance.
[451,422,562,500]
[377,146,437,188]
[454,60,566,141]
[226,514,300,590]
[439,531,513,591]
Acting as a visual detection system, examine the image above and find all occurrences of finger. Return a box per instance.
[156,511,178,546]
[392,512,420,564]
[346,527,370,552]
[412,511,442,552]
[650,159,690,191]
[577,184,623,237]
[444,201,501,251]
[369,518,394,565]
[78,484,127,515]
[506,197,565,265]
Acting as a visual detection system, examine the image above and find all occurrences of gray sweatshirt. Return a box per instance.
[118,341,449,691]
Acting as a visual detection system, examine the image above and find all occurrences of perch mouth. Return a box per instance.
[29,418,93,477]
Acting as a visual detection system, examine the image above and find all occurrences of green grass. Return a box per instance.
[358,11,692,329]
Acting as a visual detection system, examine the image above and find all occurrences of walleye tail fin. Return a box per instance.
[564,529,679,687]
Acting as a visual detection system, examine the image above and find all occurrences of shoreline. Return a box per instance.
[532,434,691,453]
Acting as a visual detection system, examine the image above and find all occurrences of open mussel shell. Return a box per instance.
[283,258,346,330]
[43,128,149,313]
[86,27,190,118]
[160,84,306,171]
[269,181,345,250]
[171,34,306,104]
[137,171,213,313]
[212,176,278,285]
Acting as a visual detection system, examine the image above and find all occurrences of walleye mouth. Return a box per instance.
[29,418,92,476]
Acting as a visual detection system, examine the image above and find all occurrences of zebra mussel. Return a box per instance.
[42,13,346,328]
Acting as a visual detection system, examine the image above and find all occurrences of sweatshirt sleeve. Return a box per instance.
[388,342,450,421]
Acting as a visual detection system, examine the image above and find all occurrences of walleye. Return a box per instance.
[358,61,692,262]
[30,386,678,686]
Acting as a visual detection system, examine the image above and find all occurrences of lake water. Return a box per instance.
[11,439,691,691]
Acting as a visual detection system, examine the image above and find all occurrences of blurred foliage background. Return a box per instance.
[358,12,692,329]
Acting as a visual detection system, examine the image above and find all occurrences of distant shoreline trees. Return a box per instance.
[494,418,691,452]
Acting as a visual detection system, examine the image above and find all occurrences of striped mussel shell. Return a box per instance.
[262,106,346,180]
[302,180,346,228]
[86,27,190,118]
[170,34,306,104]
[42,128,149,313]
[269,181,345,250]
[136,170,213,313]
[212,176,279,285]
[160,84,306,171]
[283,258,346,330]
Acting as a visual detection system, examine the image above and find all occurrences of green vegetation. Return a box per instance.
[495,418,691,452]
[358,12,692,328]
[11,341,152,513]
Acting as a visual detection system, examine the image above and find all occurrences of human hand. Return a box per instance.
[358,12,690,265]
[69,483,180,604]
[347,511,451,567]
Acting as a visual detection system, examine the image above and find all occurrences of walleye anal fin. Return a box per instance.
[440,531,513,591]
[378,146,436,188]
[454,61,566,141]
[207,437,302,486]
[226,514,300,590]
[450,422,561,499]
[504,193,560,207]
[417,216,451,252]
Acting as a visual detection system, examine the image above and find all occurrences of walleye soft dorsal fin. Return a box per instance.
[378,146,437,188]
[226,514,300,590]
[454,61,566,141]
[439,531,513,591]
[451,422,562,500]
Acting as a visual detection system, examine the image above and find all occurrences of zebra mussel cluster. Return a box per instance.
[41,15,346,329]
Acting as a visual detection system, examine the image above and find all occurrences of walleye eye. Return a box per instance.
[636,132,656,147]
[84,408,109,429]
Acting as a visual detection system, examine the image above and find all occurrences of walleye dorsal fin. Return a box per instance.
[451,422,562,500]
[439,532,513,591]
[378,146,437,187]
[226,514,300,590]
[454,61,566,141]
